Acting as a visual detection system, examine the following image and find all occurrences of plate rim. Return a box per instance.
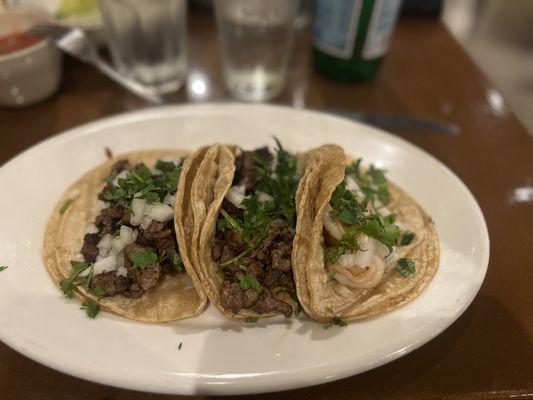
[0,103,490,395]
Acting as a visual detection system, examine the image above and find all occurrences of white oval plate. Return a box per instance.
[0,104,489,395]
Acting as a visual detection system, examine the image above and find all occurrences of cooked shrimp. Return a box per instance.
[323,204,345,241]
[330,253,385,289]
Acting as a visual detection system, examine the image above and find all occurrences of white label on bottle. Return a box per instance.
[362,0,402,60]
[313,0,363,59]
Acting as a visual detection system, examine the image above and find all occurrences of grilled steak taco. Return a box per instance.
[293,145,440,323]
[179,141,306,320]
[43,150,207,322]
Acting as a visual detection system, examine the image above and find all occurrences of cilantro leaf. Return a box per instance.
[103,160,183,209]
[329,182,366,225]
[346,159,391,207]
[59,197,77,214]
[245,316,259,323]
[59,261,93,299]
[169,249,183,272]
[80,299,100,318]
[241,196,272,244]
[399,232,415,246]
[332,316,347,327]
[127,251,158,268]
[396,258,416,277]
[238,273,262,293]
[91,285,106,299]
[325,228,359,263]
[254,138,299,226]
[0,266,8,272]
[362,218,400,252]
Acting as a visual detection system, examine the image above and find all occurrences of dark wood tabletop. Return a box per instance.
[1,9,532,400]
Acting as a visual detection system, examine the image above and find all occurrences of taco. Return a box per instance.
[293,145,440,323]
[43,150,207,322]
[179,141,310,320]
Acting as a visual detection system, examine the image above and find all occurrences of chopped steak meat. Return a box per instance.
[136,221,176,252]
[233,147,272,193]
[81,233,100,263]
[216,208,295,317]
[95,203,126,234]
[110,159,131,175]
[91,249,163,298]
[92,270,130,296]
[252,291,293,317]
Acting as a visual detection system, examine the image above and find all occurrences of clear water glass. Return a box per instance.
[98,0,187,94]
[214,0,300,102]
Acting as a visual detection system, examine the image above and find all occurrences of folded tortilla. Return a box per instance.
[43,150,207,322]
[293,145,440,322]
[178,144,300,320]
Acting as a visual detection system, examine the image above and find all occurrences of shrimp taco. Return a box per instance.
[43,150,207,322]
[179,141,314,320]
[293,145,440,323]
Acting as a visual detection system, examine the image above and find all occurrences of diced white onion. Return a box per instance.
[346,176,360,193]
[164,193,176,206]
[115,266,127,277]
[130,198,146,226]
[141,215,154,229]
[258,191,273,203]
[85,223,98,234]
[93,255,118,274]
[112,170,129,185]
[146,203,173,222]
[97,234,113,258]
[225,185,246,208]
[380,206,393,217]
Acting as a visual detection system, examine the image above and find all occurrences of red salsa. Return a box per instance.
[0,32,42,55]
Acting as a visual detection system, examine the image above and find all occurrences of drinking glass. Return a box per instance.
[214,0,300,102]
[98,0,187,94]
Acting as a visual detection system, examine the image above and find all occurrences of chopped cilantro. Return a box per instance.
[325,306,334,314]
[81,299,100,318]
[399,232,415,246]
[254,138,299,226]
[59,261,92,299]
[169,249,183,272]
[345,159,391,207]
[91,285,106,299]
[59,197,77,215]
[329,182,366,225]
[220,248,251,268]
[323,314,347,329]
[103,160,183,209]
[238,273,262,293]
[0,266,8,272]
[219,209,245,237]
[362,218,400,252]
[382,213,396,225]
[128,250,158,268]
[396,258,416,277]
[325,228,359,263]
[245,316,259,323]
[332,316,347,327]
[241,196,272,244]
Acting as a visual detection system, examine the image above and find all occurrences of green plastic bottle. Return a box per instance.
[313,0,402,81]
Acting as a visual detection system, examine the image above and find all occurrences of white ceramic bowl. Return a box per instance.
[0,8,63,107]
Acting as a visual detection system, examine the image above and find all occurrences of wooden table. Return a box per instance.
[1,10,532,400]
